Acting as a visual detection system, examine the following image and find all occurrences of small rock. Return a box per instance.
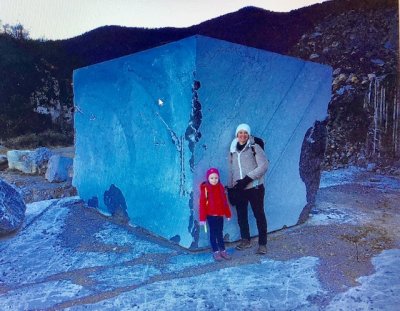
[369,177,381,183]
[0,155,8,171]
[346,73,358,83]
[366,163,376,172]
[45,155,73,183]
[336,85,353,95]
[393,169,400,176]
[371,58,385,66]
[384,41,394,49]
[361,78,369,85]
[332,73,347,86]
[357,155,367,166]
[310,32,322,38]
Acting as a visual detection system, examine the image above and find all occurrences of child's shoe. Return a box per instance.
[219,250,232,260]
[213,251,223,262]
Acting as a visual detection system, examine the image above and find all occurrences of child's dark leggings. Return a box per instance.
[207,216,225,252]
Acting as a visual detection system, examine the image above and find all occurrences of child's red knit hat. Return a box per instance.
[206,167,220,180]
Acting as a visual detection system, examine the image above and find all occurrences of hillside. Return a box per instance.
[59,0,396,66]
[288,2,399,169]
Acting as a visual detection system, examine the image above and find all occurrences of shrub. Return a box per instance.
[4,130,73,149]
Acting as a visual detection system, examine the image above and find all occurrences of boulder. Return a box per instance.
[45,155,73,182]
[73,35,332,249]
[0,179,26,235]
[7,147,53,174]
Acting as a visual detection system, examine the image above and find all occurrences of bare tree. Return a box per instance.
[1,22,29,40]
[10,23,30,40]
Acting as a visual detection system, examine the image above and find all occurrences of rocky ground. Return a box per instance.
[0,171,76,204]
[0,146,76,203]
[0,167,399,310]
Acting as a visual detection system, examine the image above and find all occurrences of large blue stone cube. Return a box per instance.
[73,35,332,249]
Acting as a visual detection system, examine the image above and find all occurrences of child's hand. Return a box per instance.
[227,218,231,221]
[199,221,206,226]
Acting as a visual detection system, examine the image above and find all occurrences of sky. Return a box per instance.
[0,0,329,40]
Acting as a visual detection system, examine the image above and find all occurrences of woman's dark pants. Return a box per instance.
[206,216,225,252]
[235,185,267,245]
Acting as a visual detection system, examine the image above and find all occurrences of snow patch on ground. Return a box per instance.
[163,252,214,273]
[24,196,81,225]
[320,166,400,190]
[0,204,71,284]
[89,265,162,290]
[326,249,400,310]
[94,224,172,255]
[0,281,89,310]
[308,202,359,226]
[66,257,325,311]
[24,199,54,222]
[320,166,363,188]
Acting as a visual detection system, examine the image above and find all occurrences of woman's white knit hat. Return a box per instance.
[235,123,251,136]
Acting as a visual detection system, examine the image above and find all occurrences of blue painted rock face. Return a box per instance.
[0,179,26,235]
[73,35,332,249]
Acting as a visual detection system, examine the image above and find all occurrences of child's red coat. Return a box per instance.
[199,182,231,222]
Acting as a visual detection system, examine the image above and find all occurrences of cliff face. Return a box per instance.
[289,5,399,169]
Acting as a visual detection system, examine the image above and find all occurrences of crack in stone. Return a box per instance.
[185,79,202,173]
[184,77,202,247]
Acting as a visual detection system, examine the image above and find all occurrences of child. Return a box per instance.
[199,167,232,261]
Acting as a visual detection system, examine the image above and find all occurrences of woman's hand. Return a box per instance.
[234,175,253,190]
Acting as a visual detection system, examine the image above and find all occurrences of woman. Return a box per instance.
[228,123,269,254]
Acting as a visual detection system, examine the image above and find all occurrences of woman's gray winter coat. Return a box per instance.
[228,136,269,189]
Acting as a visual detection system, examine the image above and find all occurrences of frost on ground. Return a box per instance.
[311,166,400,226]
[326,249,400,311]
[320,166,400,191]
[0,167,399,310]
[66,257,324,311]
